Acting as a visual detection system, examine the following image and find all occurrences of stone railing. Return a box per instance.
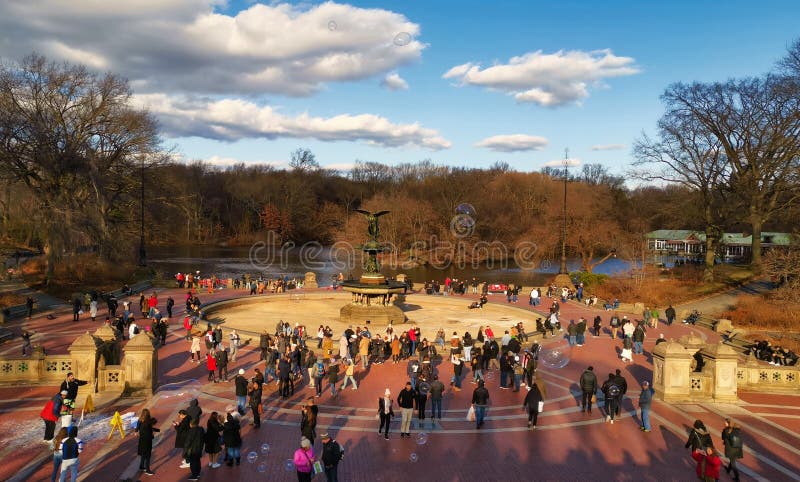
[737,359,799,394]
[0,351,72,383]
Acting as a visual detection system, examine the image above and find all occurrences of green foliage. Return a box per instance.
[570,271,609,288]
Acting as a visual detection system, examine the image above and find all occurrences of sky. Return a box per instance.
[0,0,798,174]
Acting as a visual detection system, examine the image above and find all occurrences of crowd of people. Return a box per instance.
[28,272,777,482]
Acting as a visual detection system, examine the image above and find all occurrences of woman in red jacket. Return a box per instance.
[692,446,721,482]
[206,350,218,383]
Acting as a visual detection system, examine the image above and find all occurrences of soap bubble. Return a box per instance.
[417,381,431,396]
[450,214,476,237]
[539,342,572,369]
[247,451,258,464]
[153,379,202,405]
[328,20,337,31]
[261,443,270,454]
[415,432,428,445]
[257,463,267,473]
[284,459,295,471]
[393,32,412,46]
[409,452,418,463]
[455,203,477,217]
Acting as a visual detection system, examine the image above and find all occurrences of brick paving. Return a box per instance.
[1,287,798,481]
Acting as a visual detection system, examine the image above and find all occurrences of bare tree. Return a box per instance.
[632,106,730,281]
[289,148,319,172]
[661,78,800,271]
[0,54,160,282]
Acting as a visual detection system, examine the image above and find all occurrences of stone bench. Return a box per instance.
[104,280,153,300]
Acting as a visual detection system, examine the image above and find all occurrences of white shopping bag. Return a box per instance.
[467,405,476,422]
[537,401,544,413]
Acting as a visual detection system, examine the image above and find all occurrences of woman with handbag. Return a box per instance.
[722,418,743,482]
[293,437,316,482]
[523,383,544,429]
[136,408,159,476]
[204,412,223,469]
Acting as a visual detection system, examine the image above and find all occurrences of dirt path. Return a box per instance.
[673,278,773,316]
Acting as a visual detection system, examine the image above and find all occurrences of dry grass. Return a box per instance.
[721,294,800,332]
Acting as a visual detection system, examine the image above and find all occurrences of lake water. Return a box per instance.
[148,245,636,287]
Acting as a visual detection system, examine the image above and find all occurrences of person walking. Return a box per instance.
[328,358,340,397]
[313,358,325,398]
[639,380,654,432]
[50,427,68,482]
[601,373,621,424]
[686,420,714,451]
[172,410,191,469]
[320,432,343,482]
[397,382,415,438]
[205,412,223,469]
[57,426,83,482]
[293,437,316,482]
[378,388,394,439]
[579,366,598,414]
[692,446,722,482]
[228,329,240,362]
[523,382,544,429]
[471,380,490,429]
[184,418,205,481]
[613,369,628,418]
[665,304,676,326]
[633,322,646,355]
[341,359,358,391]
[190,334,201,362]
[451,354,464,392]
[223,412,242,466]
[722,418,743,482]
[429,375,445,425]
[136,408,159,476]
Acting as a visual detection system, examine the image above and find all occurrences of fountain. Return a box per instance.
[339,210,407,326]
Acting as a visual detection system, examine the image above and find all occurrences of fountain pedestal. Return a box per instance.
[339,280,407,326]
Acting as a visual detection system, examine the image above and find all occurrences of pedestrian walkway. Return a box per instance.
[1,286,797,481]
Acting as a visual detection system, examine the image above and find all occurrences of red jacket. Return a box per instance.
[692,450,721,480]
[206,353,217,371]
[148,295,158,308]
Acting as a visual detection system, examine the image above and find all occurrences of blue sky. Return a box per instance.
[1,0,797,173]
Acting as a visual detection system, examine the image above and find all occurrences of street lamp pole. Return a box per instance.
[138,155,147,267]
[559,148,569,275]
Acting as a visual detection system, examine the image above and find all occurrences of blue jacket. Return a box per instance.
[639,387,653,408]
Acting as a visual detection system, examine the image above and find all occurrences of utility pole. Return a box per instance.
[559,148,569,275]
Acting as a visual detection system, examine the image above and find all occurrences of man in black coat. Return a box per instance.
[235,369,248,413]
[278,355,292,399]
[613,369,628,417]
[186,399,202,424]
[60,373,88,401]
[579,366,598,414]
[183,418,205,480]
[172,410,191,469]
[216,346,229,382]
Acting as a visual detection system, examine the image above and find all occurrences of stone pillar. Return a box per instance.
[304,272,318,289]
[652,340,694,402]
[69,332,98,395]
[122,333,157,396]
[701,343,740,402]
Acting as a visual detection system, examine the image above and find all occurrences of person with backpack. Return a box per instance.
[58,426,83,482]
[601,373,621,424]
[685,420,714,451]
[321,432,344,482]
[41,390,64,442]
[722,418,743,482]
[313,358,326,397]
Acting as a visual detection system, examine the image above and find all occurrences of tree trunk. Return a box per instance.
[703,203,716,282]
[750,209,763,273]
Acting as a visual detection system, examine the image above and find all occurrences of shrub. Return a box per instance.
[720,294,800,332]
[570,271,609,288]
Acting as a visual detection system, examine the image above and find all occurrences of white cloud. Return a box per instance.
[134,94,451,150]
[381,72,409,91]
[0,1,424,96]
[475,134,548,152]
[591,144,627,151]
[202,155,287,168]
[443,49,639,107]
[543,158,582,167]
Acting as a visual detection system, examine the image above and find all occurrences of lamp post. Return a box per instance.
[552,149,573,287]
[138,155,147,267]
[559,149,569,275]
